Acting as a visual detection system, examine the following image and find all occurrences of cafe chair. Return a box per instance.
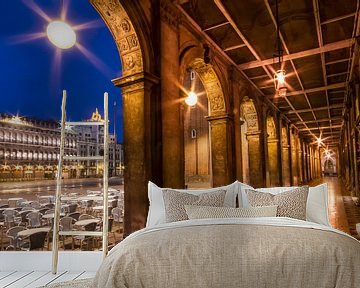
[6,226,27,250]
[18,231,48,251]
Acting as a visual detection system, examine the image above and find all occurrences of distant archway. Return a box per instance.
[321,150,337,176]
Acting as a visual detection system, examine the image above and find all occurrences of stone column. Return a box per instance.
[233,90,243,181]
[207,115,234,187]
[297,137,303,184]
[280,124,290,186]
[160,4,184,189]
[352,133,359,197]
[290,130,299,185]
[267,138,281,186]
[113,72,160,236]
[302,141,308,183]
[245,131,264,188]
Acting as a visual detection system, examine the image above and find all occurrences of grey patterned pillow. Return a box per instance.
[184,205,278,220]
[162,189,226,223]
[245,186,309,220]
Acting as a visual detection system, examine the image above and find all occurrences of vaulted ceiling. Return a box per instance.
[177,0,359,147]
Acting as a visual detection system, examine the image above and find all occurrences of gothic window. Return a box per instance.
[191,129,197,139]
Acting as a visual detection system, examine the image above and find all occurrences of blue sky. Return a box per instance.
[0,0,123,142]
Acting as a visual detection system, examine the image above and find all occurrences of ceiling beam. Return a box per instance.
[249,74,268,80]
[224,44,247,51]
[238,38,355,70]
[302,131,341,136]
[294,117,342,125]
[313,0,334,143]
[325,58,351,66]
[321,12,356,25]
[203,21,229,31]
[287,103,343,114]
[327,72,348,78]
[175,3,293,125]
[264,0,317,137]
[280,82,346,97]
[214,0,313,136]
[298,124,342,131]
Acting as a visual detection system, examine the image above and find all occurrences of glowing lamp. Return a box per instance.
[185,91,198,106]
[47,20,76,49]
[274,70,287,97]
[274,70,286,95]
[317,138,322,146]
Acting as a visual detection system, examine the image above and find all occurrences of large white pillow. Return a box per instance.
[242,184,330,226]
[146,181,239,227]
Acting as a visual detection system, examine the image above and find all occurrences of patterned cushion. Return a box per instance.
[162,189,226,223]
[245,186,309,220]
[184,205,278,219]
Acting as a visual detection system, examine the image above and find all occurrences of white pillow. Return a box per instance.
[242,184,330,226]
[237,181,254,207]
[146,181,239,227]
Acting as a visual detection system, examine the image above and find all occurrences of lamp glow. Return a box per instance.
[274,69,287,97]
[317,138,322,146]
[185,91,198,106]
[47,20,76,49]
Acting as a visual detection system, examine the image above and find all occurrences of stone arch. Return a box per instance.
[266,114,280,187]
[187,58,226,116]
[240,97,263,187]
[180,51,233,187]
[90,0,145,76]
[91,0,158,236]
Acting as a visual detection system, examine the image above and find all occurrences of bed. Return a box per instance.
[92,182,360,288]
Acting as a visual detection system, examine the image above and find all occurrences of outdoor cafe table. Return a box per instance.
[8,198,25,208]
[38,195,55,204]
[17,227,51,238]
[75,219,101,227]
[42,213,65,220]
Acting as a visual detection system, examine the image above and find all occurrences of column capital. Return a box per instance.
[206,114,233,123]
[112,72,159,92]
[246,131,262,137]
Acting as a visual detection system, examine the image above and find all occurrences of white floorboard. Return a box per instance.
[24,271,67,288]
[48,271,84,284]
[6,271,49,288]
[0,272,16,281]
[75,271,96,280]
[0,271,32,287]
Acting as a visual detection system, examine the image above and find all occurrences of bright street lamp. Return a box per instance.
[46,20,76,49]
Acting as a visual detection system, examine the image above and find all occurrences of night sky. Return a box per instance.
[0,0,123,142]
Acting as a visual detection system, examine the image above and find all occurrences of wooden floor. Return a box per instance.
[309,176,349,233]
[0,270,95,288]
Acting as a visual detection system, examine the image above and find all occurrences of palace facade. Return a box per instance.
[0,111,123,181]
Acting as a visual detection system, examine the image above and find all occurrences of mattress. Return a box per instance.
[93,217,360,288]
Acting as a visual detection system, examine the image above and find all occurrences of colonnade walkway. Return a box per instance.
[309,176,360,238]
